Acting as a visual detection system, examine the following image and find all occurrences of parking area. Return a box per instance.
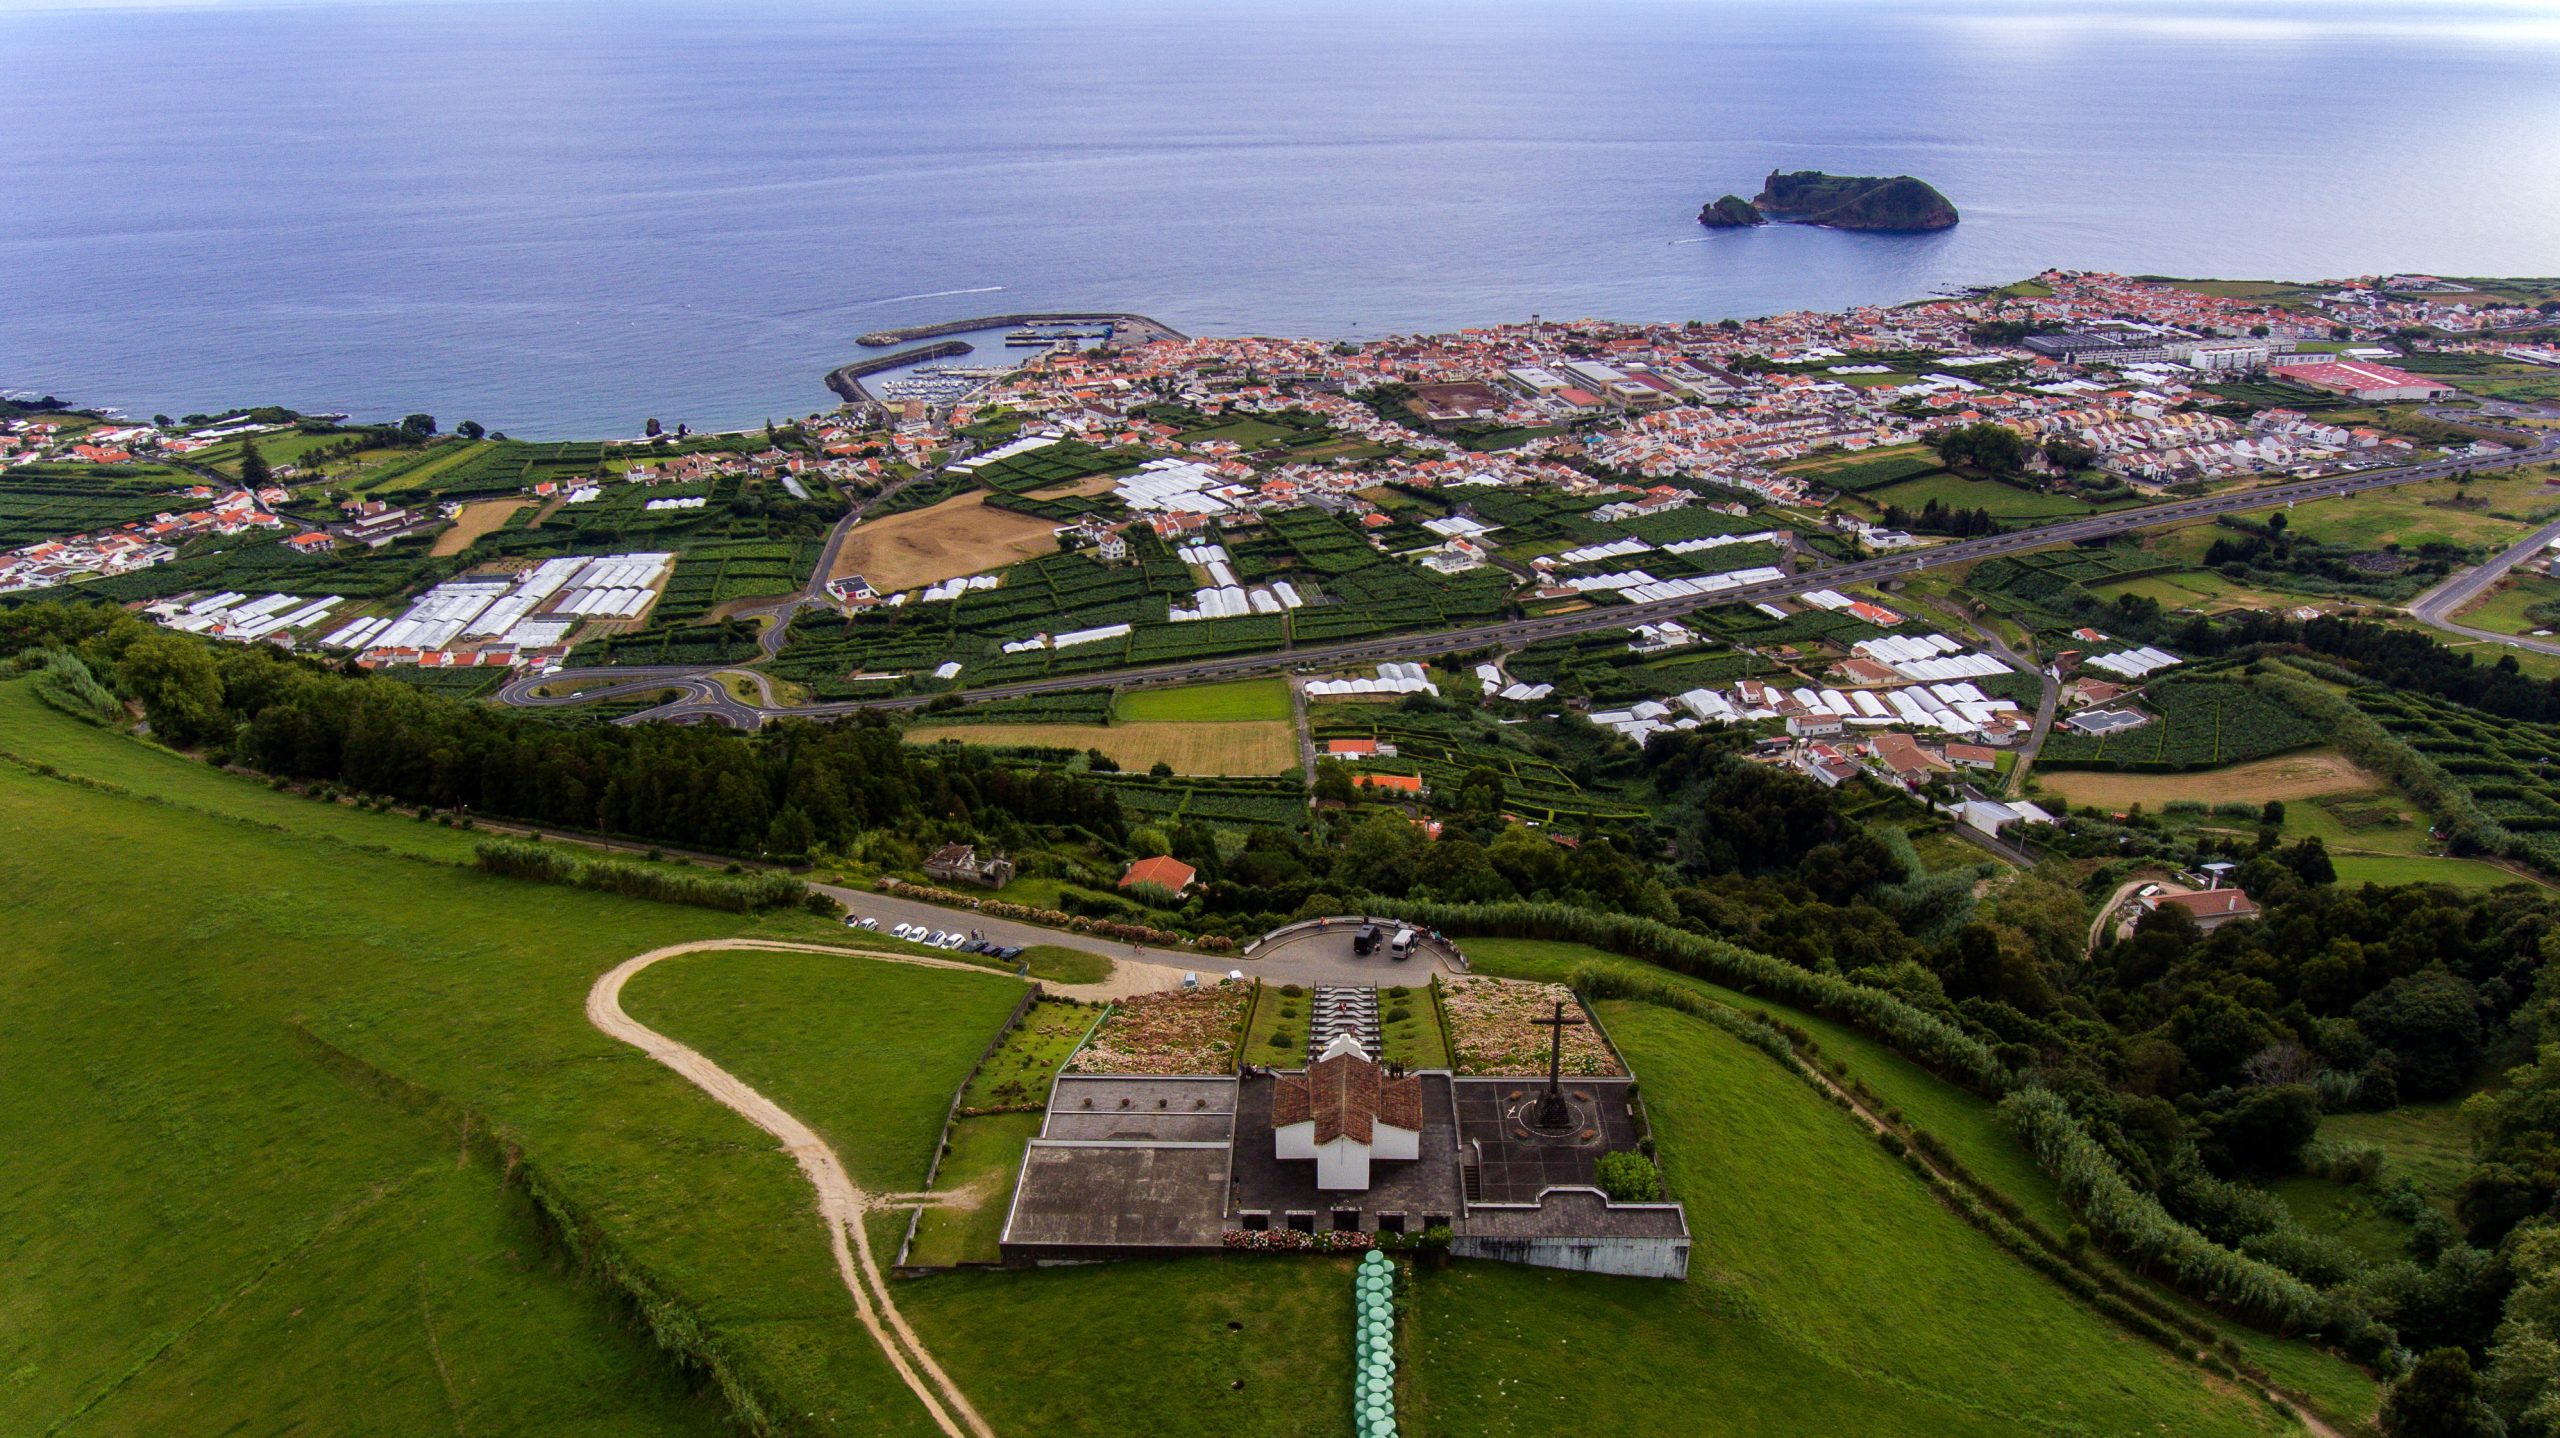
[1245,921,1458,987]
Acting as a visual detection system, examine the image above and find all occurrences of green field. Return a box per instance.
[1243,981,1312,1067]
[621,948,1028,1189]
[2321,1101,2475,1209]
[1868,471,2140,521]
[0,681,969,1436]
[1114,676,1294,723]
[1405,1000,2303,1438]
[2456,571,2560,638]
[1461,938,2381,1428]
[904,1111,1043,1266]
[2,670,2397,1436]
[1376,983,1450,1069]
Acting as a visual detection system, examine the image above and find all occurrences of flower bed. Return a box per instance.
[1442,977,1623,1077]
[1222,1227,1373,1253]
[873,876,1236,952]
[1067,984,1250,1075]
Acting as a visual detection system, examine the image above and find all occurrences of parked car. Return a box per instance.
[856,916,879,931]
[939,932,967,950]
[994,945,1023,961]
[963,939,990,954]
[925,929,949,946]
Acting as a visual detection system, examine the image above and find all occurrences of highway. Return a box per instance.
[498,426,2560,728]
[2406,513,2560,658]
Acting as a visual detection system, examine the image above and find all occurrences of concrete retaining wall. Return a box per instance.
[1452,1233,1691,1281]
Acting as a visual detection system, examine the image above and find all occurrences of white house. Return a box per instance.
[1272,1034,1422,1191]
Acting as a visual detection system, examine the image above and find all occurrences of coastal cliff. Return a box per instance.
[1697,194,1764,228]
[1751,170,1959,231]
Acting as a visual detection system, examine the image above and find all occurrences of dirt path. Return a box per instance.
[2087,878,2152,959]
[589,939,1002,1438]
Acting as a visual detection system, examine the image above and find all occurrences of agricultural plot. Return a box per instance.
[60,530,443,605]
[571,618,764,668]
[2039,679,2320,771]
[904,720,1298,777]
[965,438,1144,522]
[914,690,1119,726]
[2038,750,2380,810]
[1113,677,1292,723]
[0,466,185,547]
[1689,602,1890,650]
[1098,773,1309,829]
[1961,547,2180,631]
[1309,710,1650,829]
[1781,443,1943,494]
[1868,471,2143,522]
[1503,631,1771,704]
[2356,687,2560,871]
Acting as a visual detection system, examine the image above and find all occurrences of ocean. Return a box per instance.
[4,0,2559,436]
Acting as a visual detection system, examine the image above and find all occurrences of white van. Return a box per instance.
[1390,928,1417,960]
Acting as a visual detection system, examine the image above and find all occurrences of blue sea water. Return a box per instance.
[3,0,2559,437]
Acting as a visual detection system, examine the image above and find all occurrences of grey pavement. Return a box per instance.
[2407,512,2560,658]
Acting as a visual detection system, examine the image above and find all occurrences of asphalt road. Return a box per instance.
[2406,513,2560,658]
[500,425,2560,727]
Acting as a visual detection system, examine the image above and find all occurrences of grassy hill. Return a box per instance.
[0,678,2380,1435]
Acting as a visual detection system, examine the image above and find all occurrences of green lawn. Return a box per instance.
[1243,981,1311,1067]
[1460,937,2381,1428]
[1017,943,1115,984]
[2265,1175,2417,1265]
[1406,1000,2300,1438]
[1114,677,1293,723]
[1376,983,1450,1068]
[620,947,1028,1190]
[896,1258,1353,1437]
[904,1111,1042,1266]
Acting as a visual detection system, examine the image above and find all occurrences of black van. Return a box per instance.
[1352,923,1380,956]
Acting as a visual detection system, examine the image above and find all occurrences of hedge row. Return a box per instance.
[474,839,819,913]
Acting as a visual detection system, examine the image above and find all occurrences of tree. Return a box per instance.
[1932,421,2028,476]
[2383,1348,2503,1438]
[456,420,486,441]
[236,437,271,489]
[2357,969,2487,1100]
[400,413,438,442]
[120,631,228,748]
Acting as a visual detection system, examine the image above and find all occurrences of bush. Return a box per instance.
[1595,1150,1662,1202]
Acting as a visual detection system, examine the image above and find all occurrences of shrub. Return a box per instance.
[1595,1150,1662,1202]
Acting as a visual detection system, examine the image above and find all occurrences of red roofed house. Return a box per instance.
[1353,772,1427,797]
[1118,855,1197,896]
[2143,888,2261,932]
[1271,1034,1423,1190]
[284,531,335,552]
[1325,738,1398,760]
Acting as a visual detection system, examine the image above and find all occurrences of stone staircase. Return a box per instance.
[1308,985,1381,1063]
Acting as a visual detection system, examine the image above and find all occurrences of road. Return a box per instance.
[500,426,2560,726]
[2406,512,2560,658]
[589,940,999,1438]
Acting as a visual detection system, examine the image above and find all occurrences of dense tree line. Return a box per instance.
[1,602,1124,860]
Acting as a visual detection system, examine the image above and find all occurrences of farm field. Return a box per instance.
[2276,469,2560,552]
[2088,566,2314,615]
[1404,1000,2308,1438]
[2038,678,2319,771]
[430,497,528,555]
[1866,470,2142,520]
[1113,676,1292,723]
[904,720,1297,776]
[0,705,983,1437]
[2037,749,2380,809]
[829,490,1065,591]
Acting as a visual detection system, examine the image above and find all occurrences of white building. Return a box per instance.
[1271,1035,1422,1191]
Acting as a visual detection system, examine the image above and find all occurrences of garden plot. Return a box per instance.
[1441,977,1624,1077]
[1067,984,1253,1075]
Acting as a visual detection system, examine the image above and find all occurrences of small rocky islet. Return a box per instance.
[1699,169,1960,232]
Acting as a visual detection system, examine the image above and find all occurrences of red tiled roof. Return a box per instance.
[1272,1050,1422,1145]
[1118,855,1196,892]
